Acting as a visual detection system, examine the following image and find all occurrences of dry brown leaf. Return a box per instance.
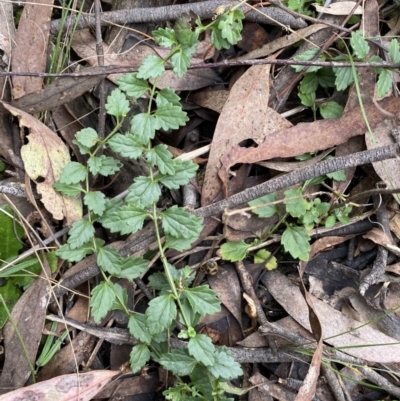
[2,102,82,225]
[72,29,220,91]
[313,1,363,15]
[11,0,53,99]
[189,90,229,114]
[363,227,395,247]
[219,97,400,180]
[266,270,400,363]
[201,63,292,206]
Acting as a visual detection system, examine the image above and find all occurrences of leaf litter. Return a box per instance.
[1,0,400,400]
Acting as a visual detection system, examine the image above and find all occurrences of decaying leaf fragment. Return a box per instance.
[2,102,82,225]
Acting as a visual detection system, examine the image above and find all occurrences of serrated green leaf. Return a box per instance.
[389,38,400,63]
[55,241,95,262]
[117,73,150,98]
[59,162,87,185]
[170,50,190,77]
[75,128,99,148]
[174,16,199,47]
[211,28,231,50]
[161,206,203,240]
[118,256,148,281]
[281,225,310,261]
[90,282,116,322]
[146,144,175,175]
[131,112,157,143]
[370,54,384,74]
[248,193,278,218]
[298,91,315,107]
[217,10,244,45]
[53,182,83,197]
[111,282,128,311]
[108,133,144,159]
[325,215,336,228]
[188,333,215,365]
[84,191,106,216]
[284,187,309,218]
[163,384,189,401]
[209,347,242,380]
[220,240,251,262]
[146,294,177,335]
[130,344,151,373]
[327,169,346,181]
[164,236,196,252]
[126,176,161,207]
[105,88,130,118]
[68,220,95,249]
[137,55,165,79]
[102,204,148,235]
[97,246,122,275]
[158,159,198,189]
[183,285,221,316]
[153,27,177,48]
[128,314,151,343]
[292,48,322,73]
[154,103,189,131]
[350,30,369,59]
[72,139,91,155]
[156,88,182,107]
[316,67,336,88]
[319,101,343,119]
[377,69,392,99]
[299,72,318,94]
[160,349,198,376]
[148,272,170,293]
[87,155,122,176]
[333,66,354,91]
[190,365,213,399]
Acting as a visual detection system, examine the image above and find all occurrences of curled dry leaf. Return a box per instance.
[2,102,82,225]
[0,370,118,401]
[313,1,363,15]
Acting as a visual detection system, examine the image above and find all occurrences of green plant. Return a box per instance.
[54,10,244,401]
[293,31,400,118]
[221,172,351,263]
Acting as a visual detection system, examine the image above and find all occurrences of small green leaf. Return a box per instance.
[370,55,384,74]
[53,182,83,197]
[164,236,196,252]
[128,314,151,343]
[248,193,278,218]
[87,155,122,176]
[298,91,315,107]
[118,256,148,281]
[90,282,116,322]
[292,48,322,73]
[170,50,190,77]
[75,128,99,148]
[299,72,318,94]
[59,162,87,185]
[174,16,198,47]
[220,240,251,262]
[281,225,311,261]
[117,73,150,98]
[284,187,309,218]
[102,204,148,235]
[146,144,175,175]
[111,282,128,311]
[211,28,231,50]
[389,38,400,63]
[131,113,157,143]
[161,206,203,240]
[97,246,122,275]
[188,333,215,366]
[376,69,392,99]
[137,55,165,79]
[126,176,161,207]
[209,347,243,380]
[0,281,21,328]
[319,101,343,119]
[153,27,177,48]
[156,88,182,107]
[148,272,170,293]
[327,169,346,181]
[333,66,354,91]
[108,133,144,159]
[68,220,95,249]
[84,191,106,216]
[55,241,96,262]
[217,10,244,45]
[316,68,336,88]
[350,30,369,59]
[325,215,336,228]
[154,103,189,131]
[146,294,177,335]
[105,88,130,118]
[183,285,221,316]
[130,344,151,373]
[158,159,198,189]
[160,349,198,376]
